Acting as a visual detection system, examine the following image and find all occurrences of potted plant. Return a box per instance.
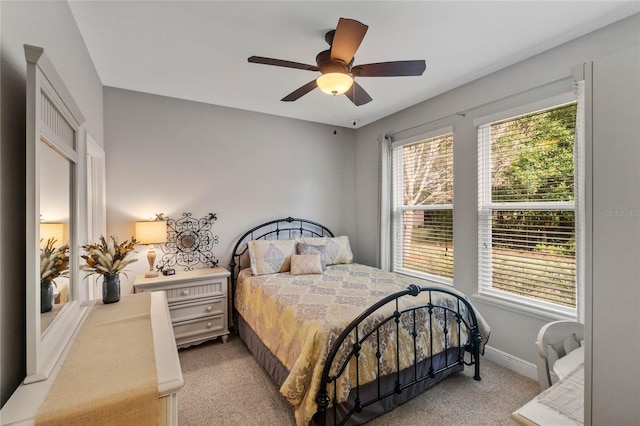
[81,236,138,304]
[40,238,69,313]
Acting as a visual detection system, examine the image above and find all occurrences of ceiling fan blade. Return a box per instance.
[248,56,319,72]
[281,80,318,102]
[344,81,372,106]
[330,18,368,64]
[352,60,426,77]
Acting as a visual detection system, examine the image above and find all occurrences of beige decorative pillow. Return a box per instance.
[248,239,297,275]
[300,236,353,265]
[290,254,323,275]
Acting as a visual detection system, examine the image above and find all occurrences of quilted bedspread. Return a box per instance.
[235,263,490,425]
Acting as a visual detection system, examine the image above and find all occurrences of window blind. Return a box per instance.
[392,132,454,280]
[478,103,577,308]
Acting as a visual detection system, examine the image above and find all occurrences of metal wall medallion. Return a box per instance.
[157,212,219,271]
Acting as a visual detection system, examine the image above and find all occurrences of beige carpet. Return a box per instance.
[178,334,539,425]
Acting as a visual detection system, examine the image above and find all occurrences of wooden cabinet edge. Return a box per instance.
[150,292,184,397]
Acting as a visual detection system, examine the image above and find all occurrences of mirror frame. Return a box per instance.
[25,45,87,383]
[85,132,107,300]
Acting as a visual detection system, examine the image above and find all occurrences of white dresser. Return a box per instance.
[134,267,231,348]
[0,292,183,425]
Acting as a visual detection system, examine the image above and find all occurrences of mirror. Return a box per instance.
[39,140,71,333]
[25,45,87,383]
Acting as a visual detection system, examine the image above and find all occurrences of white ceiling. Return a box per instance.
[69,1,639,129]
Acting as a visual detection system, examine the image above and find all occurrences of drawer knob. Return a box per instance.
[206,305,213,312]
[182,289,190,296]
[206,322,212,328]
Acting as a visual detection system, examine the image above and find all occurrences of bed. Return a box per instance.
[229,217,490,425]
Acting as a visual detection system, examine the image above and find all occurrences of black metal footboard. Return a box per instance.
[315,284,483,426]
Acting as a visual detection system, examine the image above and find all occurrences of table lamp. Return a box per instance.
[135,218,168,278]
[40,222,64,248]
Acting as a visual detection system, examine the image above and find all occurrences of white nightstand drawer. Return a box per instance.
[173,315,225,341]
[134,267,231,348]
[163,280,225,303]
[170,298,224,323]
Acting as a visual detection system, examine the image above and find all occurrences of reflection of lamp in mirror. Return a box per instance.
[135,217,167,278]
[40,222,64,248]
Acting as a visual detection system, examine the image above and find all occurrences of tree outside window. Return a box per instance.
[393,132,453,280]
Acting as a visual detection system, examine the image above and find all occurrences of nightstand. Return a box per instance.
[134,267,231,348]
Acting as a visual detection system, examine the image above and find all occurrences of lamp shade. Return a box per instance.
[316,72,353,95]
[40,223,64,247]
[135,221,167,244]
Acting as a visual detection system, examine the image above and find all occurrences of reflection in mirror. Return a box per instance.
[39,140,71,334]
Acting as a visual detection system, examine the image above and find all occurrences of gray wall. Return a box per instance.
[103,88,356,296]
[354,13,639,424]
[0,1,103,407]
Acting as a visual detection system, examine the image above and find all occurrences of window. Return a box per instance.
[391,130,453,283]
[478,100,579,314]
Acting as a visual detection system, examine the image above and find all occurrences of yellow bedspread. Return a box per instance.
[235,263,490,425]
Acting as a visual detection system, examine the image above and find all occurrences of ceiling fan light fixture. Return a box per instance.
[317,72,353,95]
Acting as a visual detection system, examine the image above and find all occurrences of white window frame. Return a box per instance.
[391,127,454,285]
[476,91,582,319]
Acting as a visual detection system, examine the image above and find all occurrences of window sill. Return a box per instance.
[472,292,577,322]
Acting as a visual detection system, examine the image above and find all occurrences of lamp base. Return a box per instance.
[146,248,158,278]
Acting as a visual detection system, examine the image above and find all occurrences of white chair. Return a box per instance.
[535,320,584,390]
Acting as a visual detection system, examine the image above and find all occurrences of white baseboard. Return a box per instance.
[483,345,539,381]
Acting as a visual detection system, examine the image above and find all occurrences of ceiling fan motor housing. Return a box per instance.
[315,50,351,75]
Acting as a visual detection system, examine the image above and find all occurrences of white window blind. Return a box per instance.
[392,131,453,282]
[478,102,578,310]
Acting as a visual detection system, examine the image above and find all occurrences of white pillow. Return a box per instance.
[300,236,353,265]
[290,254,323,275]
[248,239,296,275]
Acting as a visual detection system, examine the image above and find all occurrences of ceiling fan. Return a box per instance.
[248,17,426,106]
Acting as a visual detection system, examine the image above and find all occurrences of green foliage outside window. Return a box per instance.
[491,104,577,255]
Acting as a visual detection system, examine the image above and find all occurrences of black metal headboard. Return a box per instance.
[228,217,334,290]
